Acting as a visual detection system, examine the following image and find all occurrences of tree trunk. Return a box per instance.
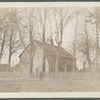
[83,62,86,71]
[0,31,7,63]
[55,8,63,72]
[8,53,11,71]
[85,20,91,70]
[29,26,34,73]
[73,58,76,72]
[41,8,47,72]
[55,49,59,72]
[83,54,86,71]
[73,16,78,72]
[42,53,46,72]
[8,28,15,72]
[73,42,77,72]
[8,31,13,72]
[29,55,34,73]
[0,54,2,63]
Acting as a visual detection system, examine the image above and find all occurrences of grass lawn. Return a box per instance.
[0,78,100,92]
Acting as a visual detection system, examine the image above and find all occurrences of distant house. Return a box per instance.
[18,40,74,73]
[0,64,8,72]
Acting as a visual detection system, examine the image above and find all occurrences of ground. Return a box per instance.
[0,78,100,92]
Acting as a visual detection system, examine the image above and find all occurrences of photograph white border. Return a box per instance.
[0,2,100,98]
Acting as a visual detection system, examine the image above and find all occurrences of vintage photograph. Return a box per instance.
[0,2,100,93]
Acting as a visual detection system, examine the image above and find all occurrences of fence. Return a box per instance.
[0,72,30,79]
[42,72,100,80]
[0,72,100,80]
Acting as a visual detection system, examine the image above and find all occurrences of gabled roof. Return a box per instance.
[19,40,73,59]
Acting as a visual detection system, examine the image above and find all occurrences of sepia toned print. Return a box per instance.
[0,2,100,93]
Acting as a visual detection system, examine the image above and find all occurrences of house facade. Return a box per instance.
[19,40,74,73]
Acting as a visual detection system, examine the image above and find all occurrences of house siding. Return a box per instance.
[32,47,43,72]
[20,50,30,72]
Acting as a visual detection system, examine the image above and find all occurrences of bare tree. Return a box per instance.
[71,16,78,72]
[36,8,49,43]
[84,19,91,69]
[23,8,38,73]
[86,7,100,70]
[52,7,82,71]
[6,9,22,71]
[0,30,7,63]
[0,9,8,63]
[76,28,95,70]
[15,8,42,73]
[35,8,51,72]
